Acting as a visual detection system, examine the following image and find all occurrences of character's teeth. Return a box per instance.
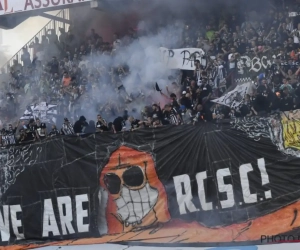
[139,187,150,213]
[133,201,143,217]
[129,189,143,219]
[116,184,159,225]
[131,189,142,203]
[127,202,134,214]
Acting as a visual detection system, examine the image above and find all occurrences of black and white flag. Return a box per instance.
[211,82,250,108]
[20,102,58,123]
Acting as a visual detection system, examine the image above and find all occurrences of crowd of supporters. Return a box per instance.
[1,1,300,145]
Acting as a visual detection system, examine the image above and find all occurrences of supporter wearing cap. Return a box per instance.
[180,92,192,110]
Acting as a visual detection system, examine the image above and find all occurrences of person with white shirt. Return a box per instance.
[291,23,300,44]
[285,18,294,32]
[78,55,89,69]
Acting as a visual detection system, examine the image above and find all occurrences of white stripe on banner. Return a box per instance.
[34,242,300,250]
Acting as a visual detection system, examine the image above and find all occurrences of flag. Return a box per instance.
[155,82,162,92]
[211,82,250,108]
[20,102,58,124]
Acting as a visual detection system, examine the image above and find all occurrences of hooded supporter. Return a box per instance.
[73,115,88,134]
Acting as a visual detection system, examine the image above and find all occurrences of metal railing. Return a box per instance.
[2,9,70,72]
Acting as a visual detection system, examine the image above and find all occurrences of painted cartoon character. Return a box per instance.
[98,145,170,235]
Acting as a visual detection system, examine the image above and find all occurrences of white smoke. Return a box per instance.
[76,21,184,122]
[14,0,222,124]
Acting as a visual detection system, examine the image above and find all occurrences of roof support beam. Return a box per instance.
[39,12,71,24]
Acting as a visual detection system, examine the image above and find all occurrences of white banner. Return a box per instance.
[0,0,91,16]
[237,55,273,75]
[160,47,206,70]
[212,82,250,108]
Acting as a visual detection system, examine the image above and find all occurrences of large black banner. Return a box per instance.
[2,116,300,249]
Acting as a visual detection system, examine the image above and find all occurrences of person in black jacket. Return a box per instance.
[48,125,60,137]
[266,88,280,112]
[279,87,294,111]
[112,116,125,133]
[85,120,96,134]
[73,116,88,134]
[252,92,269,116]
[238,94,253,117]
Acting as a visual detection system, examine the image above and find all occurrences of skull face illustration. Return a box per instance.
[98,146,170,235]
